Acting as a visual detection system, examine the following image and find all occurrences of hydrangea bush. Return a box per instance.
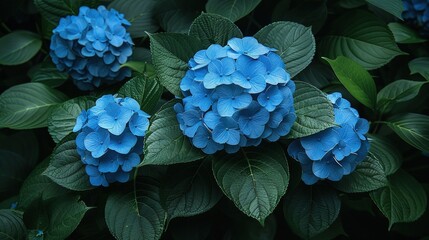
[175,37,296,154]
[0,0,428,239]
[73,94,149,186]
[50,6,133,90]
[402,0,429,36]
[288,92,370,184]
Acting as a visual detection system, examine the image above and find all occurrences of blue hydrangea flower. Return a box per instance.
[402,0,429,36]
[73,94,150,187]
[175,37,296,154]
[287,92,370,185]
[10,202,18,209]
[50,6,133,90]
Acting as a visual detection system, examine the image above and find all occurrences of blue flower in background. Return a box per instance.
[402,0,429,36]
[73,94,150,187]
[288,92,370,185]
[175,37,296,154]
[50,6,133,91]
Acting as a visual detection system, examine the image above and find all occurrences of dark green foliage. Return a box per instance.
[1,0,428,239]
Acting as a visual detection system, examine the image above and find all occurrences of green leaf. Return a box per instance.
[295,61,335,89]
[0,31,41,65]
[0,131,39,170]
[283,185,341,239]
[34,0,80,25]
[48,96,96,143]
[41,16,55,40]
[19,159,69,210]
[0,150,31,196]
[44,133,94,191]
[108,0,159,37]
[409,57,429,81]
[160,160,222,221]
[332,154,388,193]
[28,62,68,88]
[0,209,26,240]
[105,177,166,240]
[206,0,261,22]
[189,13,243,47]
[388,22,427,44]
[368,135,402,176]
[212,143,289,223]
[287,81,335,138]
[44,196,89,240]
[150,33,203,96]
[255,21,315,77]
[120,61,151,74]
[386,113,429,152]
[168,216,213,240]
[338,0,366,9]
[132,48,152,63]
[310,218,347,240]
[377,80,425,113]
[366,0,403,20]
[324,56,377,110]
[319,10,404,70]
[0,83,68,129]
[156,0,199,34]
[370,170,427,229]
[117,73,163,114]
[143,100,205,166]
[274,1,327,34]
[23,199,49,234]
[228,213,277,240]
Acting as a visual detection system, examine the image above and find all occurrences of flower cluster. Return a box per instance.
[402,0,429,36]
[175,37,296,154]
[287,92,370,185]
[73,95,150,187]
[50,6,133,91]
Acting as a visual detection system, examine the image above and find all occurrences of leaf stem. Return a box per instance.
[1,22,11,33]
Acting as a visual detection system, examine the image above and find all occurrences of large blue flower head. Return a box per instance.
[402,0,429,36]
[175,37,296,154]
[287,92,370,185]
[73,94,150,187]
[50,6,133,91]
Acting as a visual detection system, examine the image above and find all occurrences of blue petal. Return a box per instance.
[122,153,140,171]
[121,97,141,112]
[301,128,340,160]
[98,103,133,135]
[217,99,236,117]
[301,163,320,185]
[76,131,88,150]
[354,118,369,140]
[212,118,240,145]
[192,127,210,148]
[312,160,332,179]
[203,110,220,130]
[129,113,150,137]
[98,151,121,173]
[231,93,252,110]
[108,130,137,154]
[84,130,110,158]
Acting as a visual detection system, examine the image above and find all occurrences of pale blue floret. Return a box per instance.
[287,92,370,185]
[175,37,296,154]
[50,6,133,90]
[402,0,429,36]
[73,94,150,187]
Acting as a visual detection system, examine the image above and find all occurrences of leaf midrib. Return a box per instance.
[389,121,429,142]
[325,34,402,54]
[0,36,39,60]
